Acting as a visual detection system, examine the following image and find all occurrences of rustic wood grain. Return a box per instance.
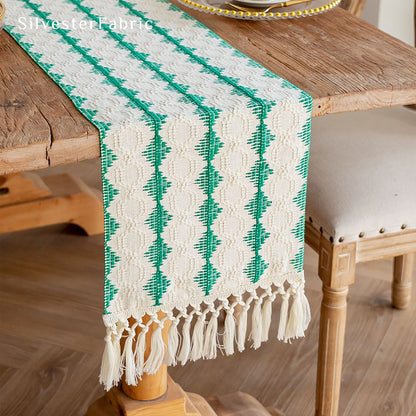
[172,4,416,117]
[0,31,100,175]
[2,6,416,175]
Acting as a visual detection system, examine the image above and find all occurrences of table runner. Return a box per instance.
[5,0,312,389]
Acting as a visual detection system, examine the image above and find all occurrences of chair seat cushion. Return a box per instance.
[306,106,416,244]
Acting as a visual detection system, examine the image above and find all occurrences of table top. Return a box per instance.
[1,6,416,175]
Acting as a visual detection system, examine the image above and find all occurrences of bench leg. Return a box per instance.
[0,172,103,235]
[392,253,414,310]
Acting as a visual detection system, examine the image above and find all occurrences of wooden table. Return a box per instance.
[1,5,416,416]
[1,7,416,175]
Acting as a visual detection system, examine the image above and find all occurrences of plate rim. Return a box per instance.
[176,0,341,20]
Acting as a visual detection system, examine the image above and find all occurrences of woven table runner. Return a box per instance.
[5,0,312,389]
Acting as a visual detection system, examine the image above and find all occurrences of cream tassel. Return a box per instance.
[236,305,248,352]
[190,312,206,361]
[135,325,148,377]
[203,311,218,359]
[143,322,165,374]
[165,318,179,366]
[99,329,119,391]
[111,324,124,384]
[124,326,138,386]
[178,315,192,365]
[277,292,290,341]
[223,306,236,355]
[250,299,262,349]
[261,296,273,342]
[285,292,305,341]
[302,290,311,329]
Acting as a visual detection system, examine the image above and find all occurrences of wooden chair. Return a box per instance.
[307,107,416,415]
[308,2,416,415]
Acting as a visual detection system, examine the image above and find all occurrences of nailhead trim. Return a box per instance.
[307,216,412,242]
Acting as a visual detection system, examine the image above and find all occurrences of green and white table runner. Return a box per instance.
[5,0,312,390]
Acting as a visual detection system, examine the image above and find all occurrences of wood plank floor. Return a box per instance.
[1,159,416,416]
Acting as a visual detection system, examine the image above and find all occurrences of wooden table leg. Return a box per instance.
[121,316,169,402]
[85,314,285,416]
[86,314,214,416]
[0,172,103,235]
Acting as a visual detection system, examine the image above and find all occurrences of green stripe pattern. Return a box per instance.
[119,0,277,285]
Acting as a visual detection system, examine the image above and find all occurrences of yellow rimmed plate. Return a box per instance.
[177,0,341,20]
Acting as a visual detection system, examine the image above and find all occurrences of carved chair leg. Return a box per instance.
[316,237,356,416]
[392,253,415,310]
[315,285,349,416]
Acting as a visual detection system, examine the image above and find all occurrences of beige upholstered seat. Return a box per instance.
[307,106,416,244]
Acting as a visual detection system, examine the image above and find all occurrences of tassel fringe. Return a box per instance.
[165,316,180,366]
[123,325,138,385]
[100,285,310,390]
[134,324,148,377]
[178,315,192,365]
[223,303,236,355]
[190,311,206,361]
[277,292,289,341]
[203,309,219,359]
[261,290,274,342]
[143,321,165,374]
[250,297,263,349]
[236,298,248,352]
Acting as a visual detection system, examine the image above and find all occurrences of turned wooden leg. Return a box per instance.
[316,237,357,416]
[315,285,349,416]
[86,314,213,416]
[85,313,285,416]
[392,253,414,310]
[121,315,169,401]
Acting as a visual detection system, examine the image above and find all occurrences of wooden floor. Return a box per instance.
[1,159,416,416]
